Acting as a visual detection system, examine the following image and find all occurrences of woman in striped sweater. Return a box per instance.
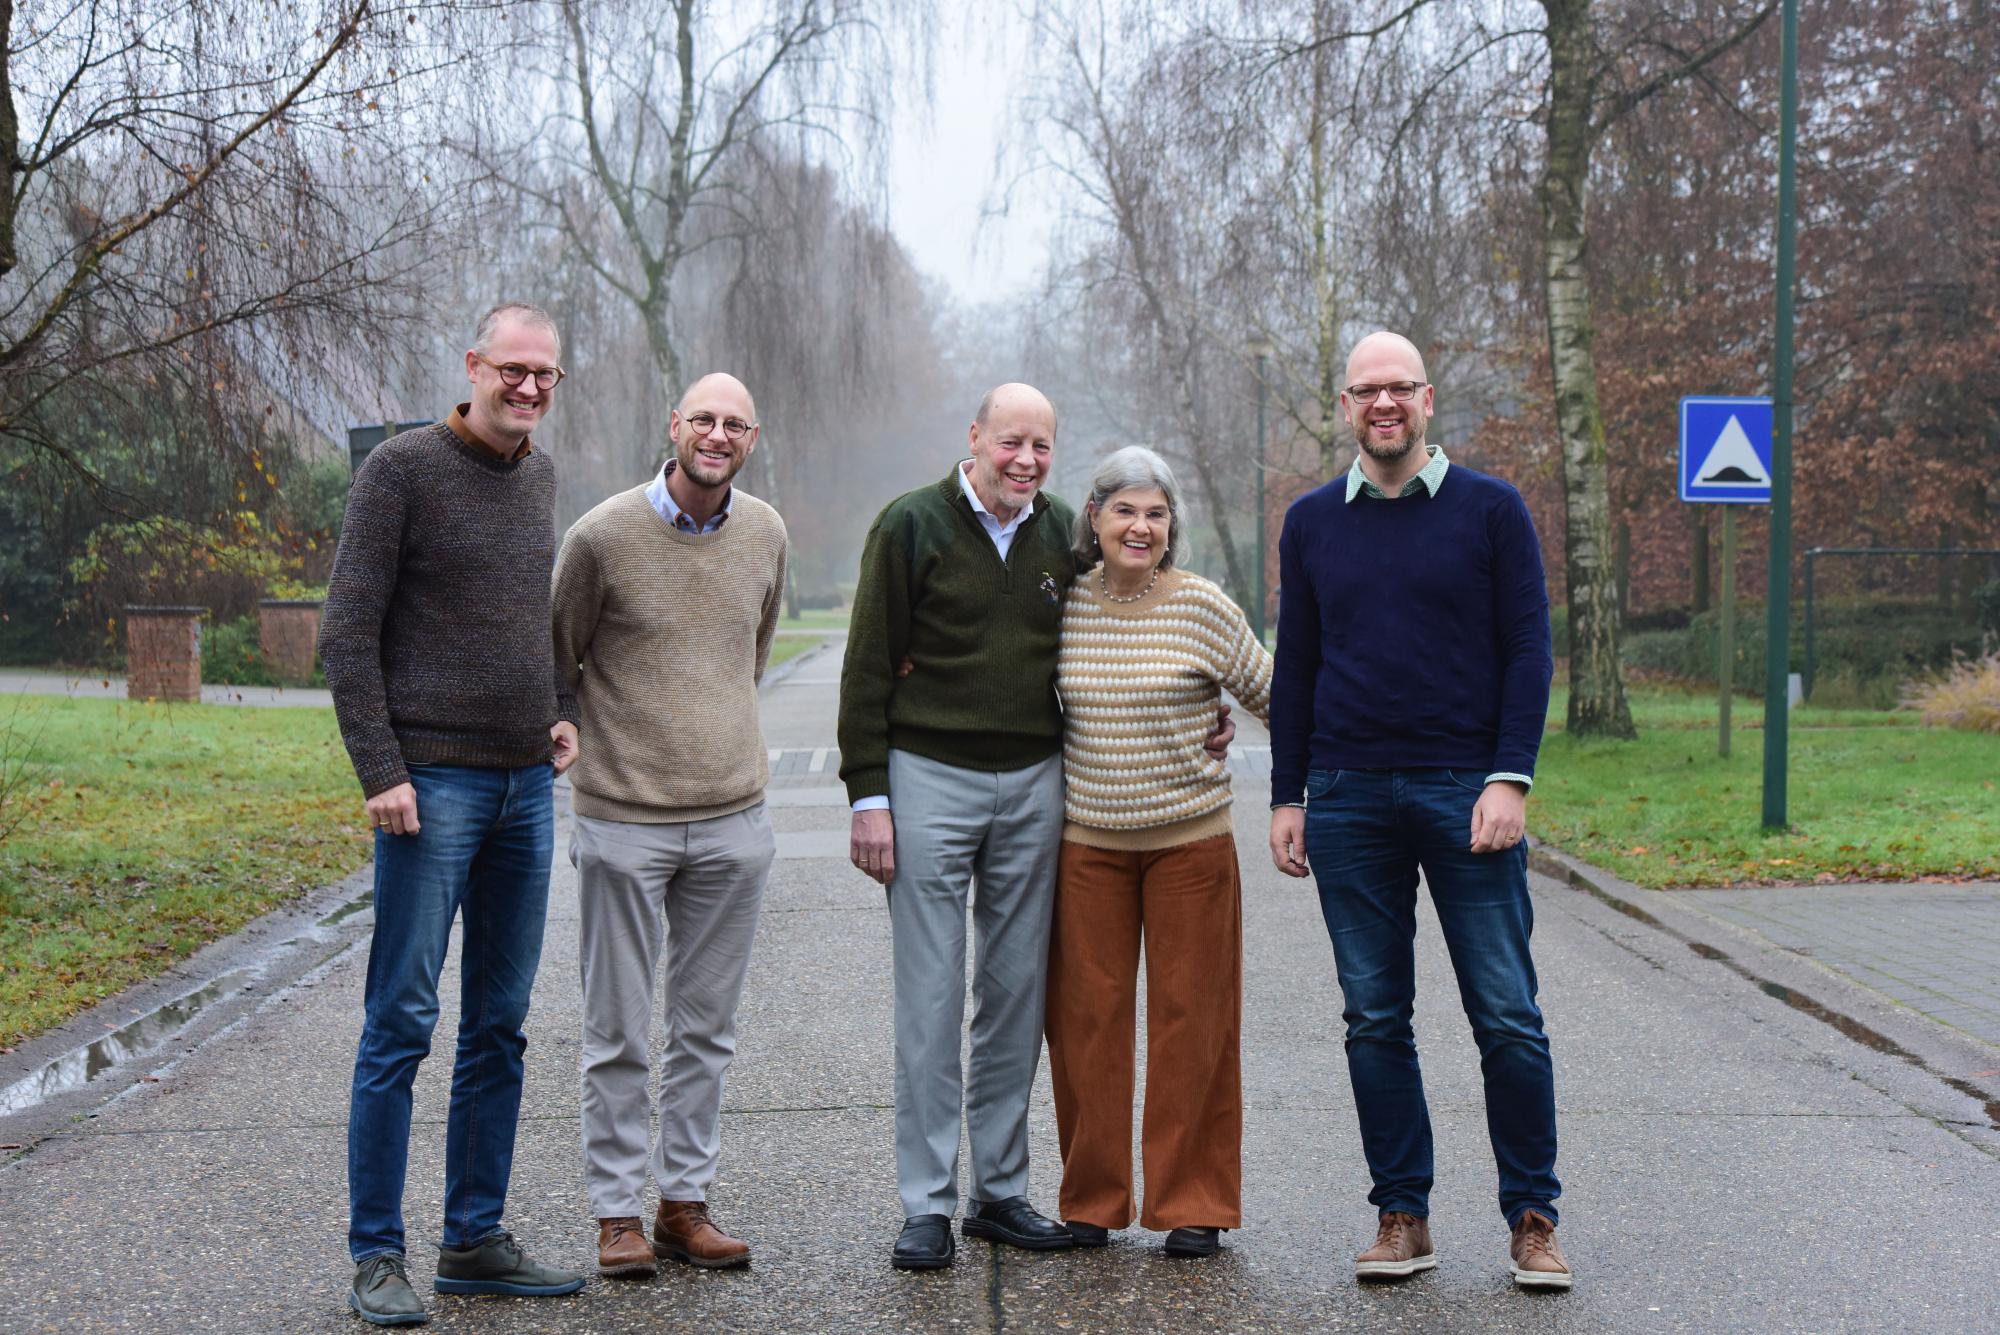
[1046,445,1274,1259]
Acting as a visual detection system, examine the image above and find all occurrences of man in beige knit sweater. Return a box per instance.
[550,372,788,1279]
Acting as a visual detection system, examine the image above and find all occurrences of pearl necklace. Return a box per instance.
[1099,564,1160,604]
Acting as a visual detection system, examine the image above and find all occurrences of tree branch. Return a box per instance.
[1594,0,1776,133]
[0,0,376,371]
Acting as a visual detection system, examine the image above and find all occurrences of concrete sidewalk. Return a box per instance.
[3,642,1997,1331]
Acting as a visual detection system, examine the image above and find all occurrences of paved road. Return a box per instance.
[3,641,1997,1332]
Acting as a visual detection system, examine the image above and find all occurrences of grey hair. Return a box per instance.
[1072,445,1187,570]
[474,302,562,359]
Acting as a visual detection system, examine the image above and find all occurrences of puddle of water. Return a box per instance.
[0,968,259,1117]
[316,891,374,928]
[1754,979,2000,1128]
[0,887,378,1121]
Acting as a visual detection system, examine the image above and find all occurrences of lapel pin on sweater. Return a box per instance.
[1040,573,1060,605]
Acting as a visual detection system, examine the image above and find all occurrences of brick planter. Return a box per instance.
[258,599,324,685]
[125,606,206,702]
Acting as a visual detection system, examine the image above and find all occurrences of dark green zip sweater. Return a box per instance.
[838,466,1079,801]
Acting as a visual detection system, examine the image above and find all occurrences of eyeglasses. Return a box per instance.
[1346,381,1427,403]
[682,412,757,440]
[473,352,566,390]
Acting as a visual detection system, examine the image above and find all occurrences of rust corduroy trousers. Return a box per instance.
[1044,832,1243,1231]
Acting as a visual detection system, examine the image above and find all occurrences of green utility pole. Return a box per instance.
[1762,0,1799,830]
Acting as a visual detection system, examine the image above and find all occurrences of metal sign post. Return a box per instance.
[1719,507,1737,757]
[1679,396,1772,760]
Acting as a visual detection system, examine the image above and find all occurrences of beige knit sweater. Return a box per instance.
[551,484,788,823]
[1057,564,1274,850]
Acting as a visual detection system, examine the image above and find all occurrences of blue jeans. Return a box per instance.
[348,763,554,1262]
[1301,767,1560,1226]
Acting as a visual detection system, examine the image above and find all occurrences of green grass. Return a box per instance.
[778,607,851,630]
[1533,685,2000,888]
[0,698,372,1047]
[0,644,837,1047]
[765,635,827,671]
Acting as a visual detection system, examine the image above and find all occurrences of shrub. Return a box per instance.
[67,515,305,662]
[794,587,844,611]
[1902,651,2000,734]
[1977,580,2000,636]
[1621,597,1988,703]
[201,614,280,687]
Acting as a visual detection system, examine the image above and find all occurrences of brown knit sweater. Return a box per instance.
[551,483,788,823]
[319,411,570,798]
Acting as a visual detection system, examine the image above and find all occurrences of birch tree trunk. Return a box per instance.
[1539,0,1636,738]
[1307,19,1345,481]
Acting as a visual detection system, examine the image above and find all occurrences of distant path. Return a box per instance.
[0,667,333,708]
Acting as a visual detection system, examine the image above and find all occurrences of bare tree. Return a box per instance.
[2,0,470,495]
[1031,3,1261,607]
[476,0,913,407]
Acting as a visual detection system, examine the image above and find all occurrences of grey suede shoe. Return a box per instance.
[434,1232,585,1297]
[349,1254,427,1326]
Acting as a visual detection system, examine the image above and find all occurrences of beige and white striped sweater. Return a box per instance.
[1057,564,1274,850]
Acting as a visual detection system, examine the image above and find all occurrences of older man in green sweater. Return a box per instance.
[840,383,1076,1270]
[551,372,788,1280]
[839,385,1235,1270]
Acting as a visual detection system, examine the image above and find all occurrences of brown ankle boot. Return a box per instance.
[1508,1210,1572,1290]
[653,1200,751,1269]
[597,1216,657,1278]
[1355,1211,1437,1281]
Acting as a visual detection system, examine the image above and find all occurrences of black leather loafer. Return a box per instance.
[892,1214,956,1270]
[1065,1221,1110,1248]
[1164,1227,1223,1258]
[962,1197,1076,1251]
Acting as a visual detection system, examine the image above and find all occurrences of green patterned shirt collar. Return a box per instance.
[1345,443,1451,503]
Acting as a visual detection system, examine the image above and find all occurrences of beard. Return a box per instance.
[676,437,745,488]
[1352,412,1425,463]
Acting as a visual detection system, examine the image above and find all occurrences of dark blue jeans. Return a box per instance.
[348,763,554,1262]
[1302,767,1560,1226]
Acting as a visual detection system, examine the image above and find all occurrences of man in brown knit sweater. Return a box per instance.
[320,303,585,1326]
[550,372,788,1279]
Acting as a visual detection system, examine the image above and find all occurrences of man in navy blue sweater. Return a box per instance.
[1266,331,1569,1291]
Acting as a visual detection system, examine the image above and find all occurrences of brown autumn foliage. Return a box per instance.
[1478,0,1999,614]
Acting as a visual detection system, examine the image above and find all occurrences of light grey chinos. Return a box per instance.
[887,747,1065,1220]
[573,804,776,1218]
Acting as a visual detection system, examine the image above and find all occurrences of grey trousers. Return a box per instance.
[573,805,775,1218]
[887,748,1065,1219]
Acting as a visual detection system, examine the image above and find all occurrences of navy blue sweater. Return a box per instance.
[1269,464,1553,805]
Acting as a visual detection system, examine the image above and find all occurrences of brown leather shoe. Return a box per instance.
[653,1200,751,1269]
[1355,1211,1437,1281]
[1509,1210,1573,1290]
[597,1216,657,1278]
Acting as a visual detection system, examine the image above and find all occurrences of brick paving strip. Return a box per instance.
[1672,882,2000,1048]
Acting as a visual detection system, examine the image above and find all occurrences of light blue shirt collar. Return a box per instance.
[645,459,733,534]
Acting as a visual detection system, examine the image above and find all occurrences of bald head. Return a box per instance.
[1341,330,1437,471]
[966,382,1057,521]
[975,382,1057,436]
[1344,331,1427,388]
[679,372,757,423]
